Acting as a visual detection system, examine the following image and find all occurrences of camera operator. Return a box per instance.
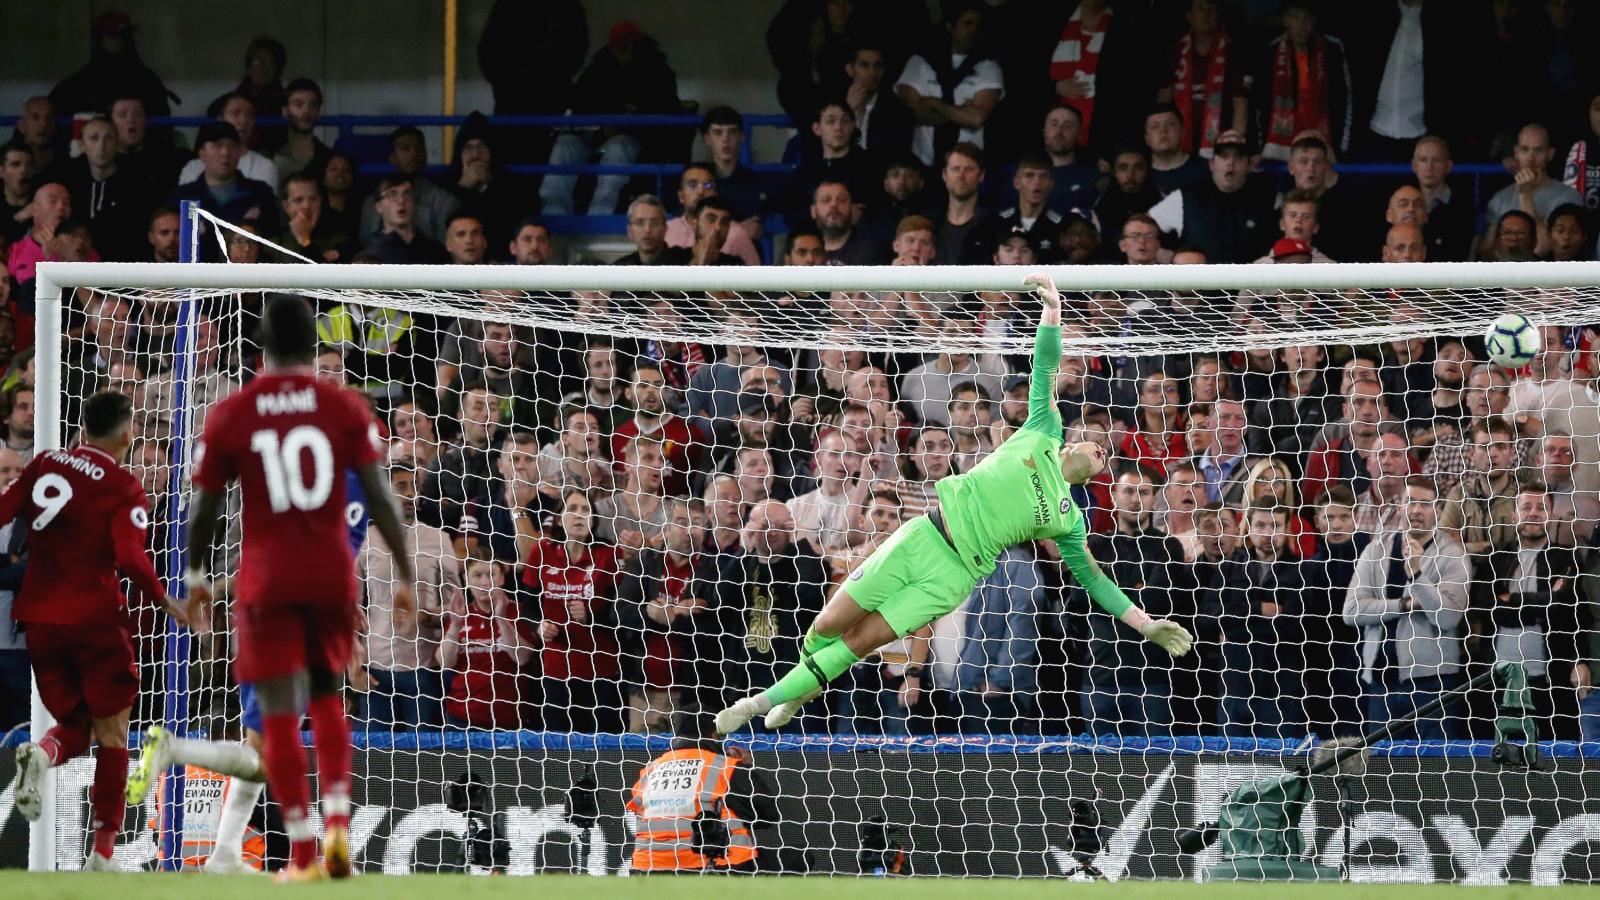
[626,709,780,873]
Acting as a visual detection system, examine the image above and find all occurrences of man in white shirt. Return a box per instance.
[894,4,1004,167]
[786,431,867,556]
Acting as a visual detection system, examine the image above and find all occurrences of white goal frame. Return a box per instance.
[26,258,1600,872]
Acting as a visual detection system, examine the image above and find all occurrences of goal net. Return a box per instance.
[18,241,1600,882]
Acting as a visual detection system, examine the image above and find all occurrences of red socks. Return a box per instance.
[40,723,91,766]
[90,746,128,859]
[260,712,317,869]
[307,694,352,831]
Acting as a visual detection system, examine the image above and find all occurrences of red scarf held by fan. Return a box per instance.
[1172,27,1231,156]
[1266,34,1329,159]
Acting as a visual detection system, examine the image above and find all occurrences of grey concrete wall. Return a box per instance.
[0,0,797,161]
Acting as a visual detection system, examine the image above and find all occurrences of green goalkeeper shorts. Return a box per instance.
[842,515,979,638]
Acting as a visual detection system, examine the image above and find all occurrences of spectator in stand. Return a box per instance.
[992,154,1063,263]
[894,425,955,521]
[359,462,457,730]
[810,181,889,264]
[1161,0,1249,159]
[361,176,449,265]
[1254,2,1353,162]
[946,382,995,472]
[0,444,26,730]
[542,21,683,216]
[1564,91,1600,212]
[1398,137,1470,262]
[1253,190,1335,263]
[895,2,1004,169]
[782,101,878,233]
[223,37,288,149]
[6,183,72,287]
[938,542,1043,734]
[476,0,588,164]
[275,172,352,263]
[443,212,489,266]
[595,434,672,558]
[1516,0,1596,148]
[710,498,829,726]
[1080,465,1192,738]
[666,167,759,265]
[700,107,773,240]
[536,404,614,501]
[360,127,459,245]
[508,218,553,266]
[528,488,624,733]
[180,94,279,192]
[1482,124,1583,257]
[0,387,34,458]
[389,401,438,469]
[1441,416,1521,565]
[1214,501,1309,738]
[899,310,1005,426]
[319,150,360,238]
[1239,457,1318,559]
[440,555,532,729]
[1283,134,1366,262]
[1039,106,1100,214]
[766,0,866,125]
[445,112,526,256]
[686,314,792,442]
[1195,397,1251,503]
[933,143,993,265]
[1533,430,1596,547]
[109,94,185,189]
[1148,130,1275,264]
[1120,370,1188,478]
[890,215,938,267]
[62,117,154,263]
[638,299,709,410]
[1382,222,1428,263]
[1545,204,1594,261]
[1303,378,1390,505]
[1145,104,1209,197]
[563,338,625,432]
[7,98,58,181]
[1489,210,1538,260]
[614,495,707,732]
[869,155,934,235]
[786,430,867,557]
[1,146,32,244]
[1097,149,1161,252]
[1344,0,1472,161]
[1305,485,1368,736]
[1424,363,1511,493]
[844,42,913,158]
[1345,475,1470,740]
[1470,482,1591,740]
[615,195,689,266]
[169,123,278,236]
[423,381,500,531]
[271,78,334,181]
[1249,344,1340,461]
[1352,430,1416,537]
[50,12,173,119]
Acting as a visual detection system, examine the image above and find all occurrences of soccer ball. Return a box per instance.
[1484,313,1538,369]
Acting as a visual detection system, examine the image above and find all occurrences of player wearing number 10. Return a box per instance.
[1,391,184,871]
[185,295,416,882]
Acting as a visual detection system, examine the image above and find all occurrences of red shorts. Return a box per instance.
[25,623,138,722]
[233,600,357,684]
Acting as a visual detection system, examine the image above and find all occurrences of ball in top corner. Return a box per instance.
[1484,312,1538,370]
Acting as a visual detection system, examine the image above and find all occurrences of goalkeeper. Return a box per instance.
[716,274,1194,733]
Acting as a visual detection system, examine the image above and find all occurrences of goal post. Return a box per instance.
[26,257,1600,880]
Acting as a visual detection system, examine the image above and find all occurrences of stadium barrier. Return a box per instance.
[2,735,1596,881]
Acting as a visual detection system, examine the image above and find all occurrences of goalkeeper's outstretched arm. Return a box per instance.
[1058,538,1193,657]
[1019,274,1063,438]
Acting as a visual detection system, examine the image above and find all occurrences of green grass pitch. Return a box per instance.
[0,873,1590,899]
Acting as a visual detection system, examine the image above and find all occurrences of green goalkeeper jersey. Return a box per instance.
[933,324,1134,618]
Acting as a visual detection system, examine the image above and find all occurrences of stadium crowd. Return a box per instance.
[1,1,1599,744]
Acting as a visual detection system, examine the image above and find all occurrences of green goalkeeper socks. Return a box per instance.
[802,628,840,656]
[763,639,860,706]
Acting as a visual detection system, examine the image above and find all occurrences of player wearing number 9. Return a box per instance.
[185,295,416,881]
[0,390,181,871]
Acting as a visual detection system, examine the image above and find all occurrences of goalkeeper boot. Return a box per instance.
[11,742,49,822]
[763,686,824,731]
[714,695,771,735]
[324,824,352,879]
[83,851,117,873]
[125,726,171,807]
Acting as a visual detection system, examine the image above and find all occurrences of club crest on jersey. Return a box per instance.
[1060,498,1071,515]
[849,566,865,581]
[1022,457,1037,470]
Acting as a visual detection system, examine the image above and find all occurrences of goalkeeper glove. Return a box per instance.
[1139,619,1193,657]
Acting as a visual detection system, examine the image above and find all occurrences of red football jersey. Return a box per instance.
[0,445,164,626]
[193,371,381,607]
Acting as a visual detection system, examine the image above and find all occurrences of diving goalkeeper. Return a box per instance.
[716,274,1195,734]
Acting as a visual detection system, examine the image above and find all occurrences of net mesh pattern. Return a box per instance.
[34,234,1600,879]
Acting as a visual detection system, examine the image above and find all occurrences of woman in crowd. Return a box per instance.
[439,555,533,729]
